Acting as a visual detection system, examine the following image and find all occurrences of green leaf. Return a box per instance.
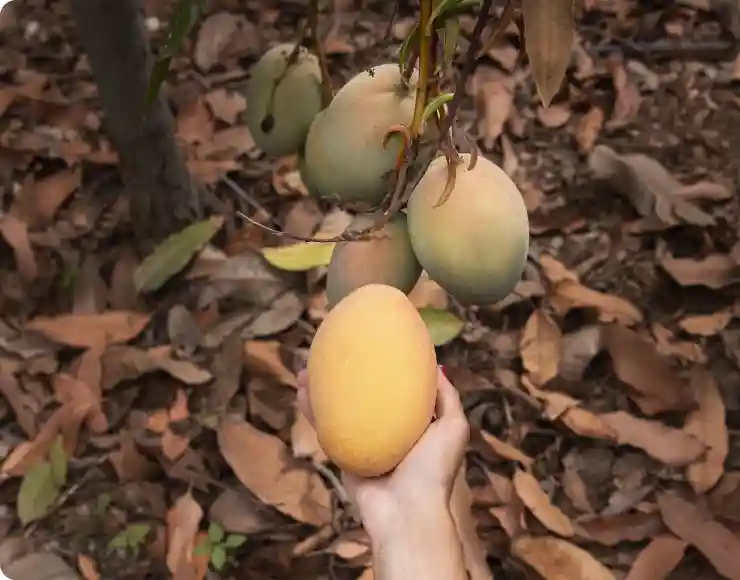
[422,92,454,125]
[48,436,67,488]
[134,216,224,293]
[442,18,461,68]
[224,534,247,549]
[419,308,465,346]
[397,23,419,69]
[193,537,212,556]
[208,521,224,544]
[108,531,130,551]
[145,0,206,112]
[125,523,151,546]
[210,545,227,570]
[144,57,172,113]
[17,461,60,526]
[261,242,335,272]
[427,0,463,35]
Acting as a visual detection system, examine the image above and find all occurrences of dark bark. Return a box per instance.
[70,0,198,243]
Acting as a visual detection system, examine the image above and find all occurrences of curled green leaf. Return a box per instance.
[422,92,454,125]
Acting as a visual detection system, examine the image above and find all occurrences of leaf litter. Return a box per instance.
[0,1,739,579]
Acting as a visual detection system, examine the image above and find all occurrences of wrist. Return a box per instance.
[367,501,466,580]
[360,491,450,542]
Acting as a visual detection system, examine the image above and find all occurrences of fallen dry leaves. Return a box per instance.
[0,1,738,579]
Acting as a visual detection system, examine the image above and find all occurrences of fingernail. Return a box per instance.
[439,365,447,378]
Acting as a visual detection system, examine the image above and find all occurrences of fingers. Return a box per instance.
[411,368,469,482]
[435,367,469,439]
[296,369,316,426]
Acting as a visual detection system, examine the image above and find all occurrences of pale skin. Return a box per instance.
[297,367,470,580]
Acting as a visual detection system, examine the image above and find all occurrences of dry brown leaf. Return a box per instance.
[624,535,688,580]
[4,551,80,580]
[109,433,157,482]
[521,0,575,106]
[451,465,493,580]
[520,310,562,386]
[204,88,246,124]
[599,411,705,466]
[522,377,616,440]
[679,310,734,336]
[244,340,297,388]
[0,213,37,282]
[684,368,728,493]
[217,416,331,526]
[657,491,740,580]
[561,456,593,513]
[489,503,525,538]
[77,553,101,580]
[202,333,243,414]
[483,469,514,505]
[707,472,740,523]
[1,400,90,477]
[513,469,575,537]
[602,324,695,414]
[27,311,152,349]
[537,103,571,128]
[588,146,716,228]
[576,106,604,153]
[479,430,534,467]
[53,373,107,434]
[0,372,40,437]
[512,535,616,580]
[209,488,275,535]
[577,512,664,546]
[651,323,706,364]
[408,272,448,309]
[467,66,515,148]
[607,53,642,127]
[176,96,214,145]
[291,400,327,464]
[166,490,204,579]
[660,251,740,289]
[11,166,82,229]
[550,281,642,325]
[194,12,251,71]
[101,345,211,389]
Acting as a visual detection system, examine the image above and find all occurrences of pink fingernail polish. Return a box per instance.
[439,365,447,378]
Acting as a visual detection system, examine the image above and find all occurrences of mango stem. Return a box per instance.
[410,0,433,137]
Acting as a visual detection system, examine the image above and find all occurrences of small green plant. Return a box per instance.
[108,522,151,558]
[16,436,68,526]
[94,493,112,516]
[194,522,247,571]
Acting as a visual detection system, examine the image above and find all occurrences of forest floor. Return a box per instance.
[1,0,740,579]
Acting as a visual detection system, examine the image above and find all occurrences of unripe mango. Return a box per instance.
[302,64,418,206]
[245,44,323,157]
[326,212,422,309]
[406,154,530,305]
[307,284,438,478]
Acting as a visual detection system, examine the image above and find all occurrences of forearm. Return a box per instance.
[368,503,467,580]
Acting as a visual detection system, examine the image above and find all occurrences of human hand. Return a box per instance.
[296,366,470,539]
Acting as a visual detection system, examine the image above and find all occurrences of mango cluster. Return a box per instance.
[246,45,530,477]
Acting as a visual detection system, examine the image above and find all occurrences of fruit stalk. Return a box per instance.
[410,0,433,137]
[308,0,334,107]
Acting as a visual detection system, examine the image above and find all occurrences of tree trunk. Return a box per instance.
[70,0,198,243]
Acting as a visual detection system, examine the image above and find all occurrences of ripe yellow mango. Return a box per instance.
[307,284,438,477]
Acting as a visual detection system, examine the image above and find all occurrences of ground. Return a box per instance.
[0,0,739,579]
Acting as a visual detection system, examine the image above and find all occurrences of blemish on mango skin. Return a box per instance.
[307,284,437,478]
